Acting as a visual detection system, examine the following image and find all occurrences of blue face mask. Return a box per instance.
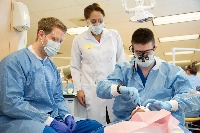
[89,23,104,35]
[44,40,61,57]
[135,54,154,67]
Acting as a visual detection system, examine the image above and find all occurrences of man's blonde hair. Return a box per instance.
[36,17,67,40]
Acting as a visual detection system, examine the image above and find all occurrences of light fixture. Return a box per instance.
[164,51,194,55]
[153,12,200,25]
[195,62,200,66]
[159,34,199,42]
[168,60,191,64]
[67,26,88,35]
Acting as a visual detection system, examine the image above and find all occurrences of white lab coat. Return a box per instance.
[70,28,125,124]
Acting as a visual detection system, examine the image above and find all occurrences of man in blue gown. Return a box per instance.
[0,17,103,133]
[97,28,200,133]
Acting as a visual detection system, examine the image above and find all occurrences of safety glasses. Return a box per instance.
[47,32,65,44]
[129,45,155,56]
[88,18,104,25]
[134,48,155,56]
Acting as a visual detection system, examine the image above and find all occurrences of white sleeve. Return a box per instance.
[44,116,54,126]
[111,84,120,96]
[115,30,125,64]
[168,100,178,111]
[70,36,82,92]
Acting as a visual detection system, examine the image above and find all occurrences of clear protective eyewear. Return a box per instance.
[47,31,65,44]
[134,48,154,56]
[88,18,104,25]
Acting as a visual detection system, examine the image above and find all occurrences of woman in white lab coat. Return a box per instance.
[70,3,125,125]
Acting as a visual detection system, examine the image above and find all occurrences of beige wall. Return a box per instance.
[0,0,23,61]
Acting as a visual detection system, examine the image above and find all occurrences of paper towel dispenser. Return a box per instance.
[13,2,30,32]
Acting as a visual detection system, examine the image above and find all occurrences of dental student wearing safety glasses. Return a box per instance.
[0,17,104,133]
[97,28,200,132]
[70,3,125,125]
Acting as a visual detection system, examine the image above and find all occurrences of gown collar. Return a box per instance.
[28,45,47,61]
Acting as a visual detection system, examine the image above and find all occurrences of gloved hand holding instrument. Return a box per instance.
[119,86,140,106]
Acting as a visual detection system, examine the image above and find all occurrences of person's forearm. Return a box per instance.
[173,92,200,112]
[96,80,114,99]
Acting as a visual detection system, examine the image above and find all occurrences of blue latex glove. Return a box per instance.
[64,115,76,132]
[142,99,172,111]
[50,119,71,133]
[120,86,140,104]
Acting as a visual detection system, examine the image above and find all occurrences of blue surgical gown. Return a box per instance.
[187,75,200,90]
[97,57,199,132]
[185,75,200,117]
[0,48,70,133]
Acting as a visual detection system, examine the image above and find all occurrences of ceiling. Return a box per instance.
[16,0,200,69]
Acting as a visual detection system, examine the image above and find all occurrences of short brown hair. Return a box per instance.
[84,3,105,19]
[36,17,67,39]
[131,28,155,47]
[66,74,72,79]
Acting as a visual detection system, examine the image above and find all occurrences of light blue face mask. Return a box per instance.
[89,23,104,35]
[44,40,61,57]
[135,54,155,67]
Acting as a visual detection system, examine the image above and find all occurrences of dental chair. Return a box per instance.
[185,117,200,132]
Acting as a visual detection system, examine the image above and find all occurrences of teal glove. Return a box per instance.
[142,99,172,111]
[120,86,140,104]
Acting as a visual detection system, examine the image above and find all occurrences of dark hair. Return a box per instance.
[36,17,67,40]
[186,65,197,75]
[84,3,105,19]
[131,28,155,46]
[66,74,72,79]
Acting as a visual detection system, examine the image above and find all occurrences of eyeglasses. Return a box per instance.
[50,36,64,43]
[88,18,104,25]
[47,32,65,43]
[134,48,154,56]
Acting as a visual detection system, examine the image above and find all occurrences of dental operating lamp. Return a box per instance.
[122,0,156,22]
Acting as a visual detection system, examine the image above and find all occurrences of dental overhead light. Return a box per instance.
[122,0,156,22]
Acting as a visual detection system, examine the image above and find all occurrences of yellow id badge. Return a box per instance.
[84,44,94,49]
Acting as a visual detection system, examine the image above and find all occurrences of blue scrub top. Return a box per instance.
[137,61,156,87]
